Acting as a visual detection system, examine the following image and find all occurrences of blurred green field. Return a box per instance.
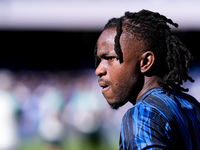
[18,137,118,150]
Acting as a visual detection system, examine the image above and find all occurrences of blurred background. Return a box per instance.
[0,0,200,150]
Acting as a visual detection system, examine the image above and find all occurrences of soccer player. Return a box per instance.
[94,9,200,150]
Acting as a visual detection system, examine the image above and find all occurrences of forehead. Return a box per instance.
[98,27,117,40]
[97,28,116,51]
[97,27,146,57]
[97,28,117,56]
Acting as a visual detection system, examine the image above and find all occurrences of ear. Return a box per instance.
[140,51,155,74]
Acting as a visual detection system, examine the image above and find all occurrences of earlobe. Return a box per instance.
[140,51,155,74]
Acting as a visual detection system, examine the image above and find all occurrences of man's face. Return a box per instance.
[95,27,144,109]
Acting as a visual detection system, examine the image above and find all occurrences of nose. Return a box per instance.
[95,62,107,77]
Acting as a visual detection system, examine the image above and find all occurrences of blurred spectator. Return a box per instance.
[36,79,65,150]
[12,72,40,139]
[0,70,20,150]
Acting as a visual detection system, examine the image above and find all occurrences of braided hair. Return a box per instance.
[94,9,194,92]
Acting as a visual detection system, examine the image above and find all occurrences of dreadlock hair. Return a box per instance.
[94,9,194,92]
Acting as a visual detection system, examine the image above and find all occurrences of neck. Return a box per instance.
[135,76,162,103]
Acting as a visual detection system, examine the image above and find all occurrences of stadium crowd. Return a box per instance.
[0,66,199,149]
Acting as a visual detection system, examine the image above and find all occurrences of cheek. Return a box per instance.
[107,58,141,90]
[111,63,141,93]
[112,69,137,93]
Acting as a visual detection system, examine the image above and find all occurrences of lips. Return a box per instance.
[98,79,110,93]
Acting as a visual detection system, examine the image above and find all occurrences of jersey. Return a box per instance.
[119,87,200,150]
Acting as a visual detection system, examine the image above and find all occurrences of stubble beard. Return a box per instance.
[109,97,128,110]
[108,76,144,110]
[107,83,134,110]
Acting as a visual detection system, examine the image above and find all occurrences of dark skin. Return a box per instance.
[95,27,161,109]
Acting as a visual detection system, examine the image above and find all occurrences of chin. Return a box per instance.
[108,99,128,110]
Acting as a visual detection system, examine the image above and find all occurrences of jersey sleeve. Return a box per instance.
[119,104,171,150]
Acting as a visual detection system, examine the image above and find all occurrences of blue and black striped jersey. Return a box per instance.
[119,88,200,150]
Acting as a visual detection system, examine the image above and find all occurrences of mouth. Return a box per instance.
[98,79,110,93]
[101,85,110,93]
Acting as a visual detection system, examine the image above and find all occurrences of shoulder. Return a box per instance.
[121,88,174,141]
[120,94,170,149]
[122,88,171,131]
[119,88,172,149]
[120,88,200,149]
[122,92,169,129]
[125,88,175,120]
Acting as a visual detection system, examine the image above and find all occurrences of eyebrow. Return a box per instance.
[98,49,116,57]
